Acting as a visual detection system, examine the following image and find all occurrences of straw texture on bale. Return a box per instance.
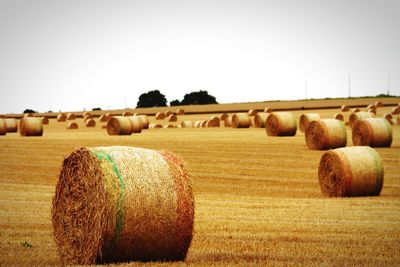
[375,101,383,107]
[176,109,185,115]
[349,111,374,127]
[181,121,193,128]
[84,114,93,122]
[129,116,143,133]
[205,118,220,127]
[149,123,162,129]
[155,112,166,120]
[299,113,321,132]
[351,108,360,113]
[383,113,393,121]
[334,113,344,121]
[67,113,76,120]
[122,111,132,117]
[164,124,175,128]
[199,120,207,128]
[167,114,177,122]
[341,105,350,112]
[305,119,347,150]
[57,113,67,122]
[254,113,268,128]
[193,121,202,128]
[231,113,251,128]
[52,146,194,265]
[107,116,133,135]
[318,146,383,197]
[4,118,18,132]
[352,118,392,147]
[165,111,173,117]
[67,122,78,129]
[248,109,258,116]
[99,114,109,122]
[0,119,6,135]
[264,107,273,113]
[265,112,297,136]
[137,115,149,129]
[85,119,96,127]
[19,117,43,136]
[224,117,232,127]
[220,113,228,120]
[41,117,49,125]
[392,106,400,114]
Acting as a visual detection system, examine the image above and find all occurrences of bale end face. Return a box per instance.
[265,112,297,136]
[305,119,347,150]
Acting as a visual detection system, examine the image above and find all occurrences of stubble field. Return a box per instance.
[0,99,399,266]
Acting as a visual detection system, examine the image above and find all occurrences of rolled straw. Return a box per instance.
[341,105,350,112]
[224,117,232,127]
[205,118,220,127]
[375,101,383,107]
[99,114,109,122]
[334,113,344,121]
[41,117,49,125]
[129,116,143,133]
[176,109,185,115]
[107,116,133,135]
[181,121,193,128]
[0,119,6,135]
[122,111,132,117]
[220,113,228,120]
[231,113,251,128]
[164,124,175,128]
[19,117,43,136]
[253,113,268,128]
[264,107,273,113]
[265,112,297,136]
[392,106,400,115]
[167,114,177,122]
[85,118,96,127]
[318,146,383,197]
[67,113,76,120]
[57,113,67,122]
[149,123,162,129]
[348,111,374,127]
[352,118,392,147]
[137,115,149,129]
[299,113,321,132]
[67,122,78,129]
[248,109,258,116]
[305,119,347,150]
[4,118,18,132]
[52,147,194,264]
[155,112,166,120]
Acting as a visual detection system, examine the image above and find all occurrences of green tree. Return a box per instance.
[170,99,181,106]
[181,90,218,105]
[136,90,168,108]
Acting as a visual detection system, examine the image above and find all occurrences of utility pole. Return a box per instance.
[305,80,307,100]
[348,74,351,98]
[387,74,390,95]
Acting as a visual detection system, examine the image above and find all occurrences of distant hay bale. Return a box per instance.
[176,109,185,115]
[155,112,166,120]
[67,122,78,129]
[392,106,400,114]
[106,113,112,117]
[181,121,193,128]
[206,118,220,127]
[232,113,251,128]
[41,117,49,125]
[122,111,132,117]
[383,113,393,121]
[19,117,43,136]
[299,113,321,132]
[200,120,207,128]
[265,112,297,136]
[137,115,149,129]
[264,107,273,113]
[165,111,173,117]
[334,113,344,121]
[4,118,18,132]
[0,119,6,135]
[149,123,162,129]
[349,111,374,127]
[305,119,347,150]
[352,118,392,147]
[85,118,96,127]
[220,113,229,120]
[167,114,177,122]
[83,112,91,117]
[52,146,194,265]
[318,146,383,197]
[351,108,360,113]
[193,121,202,128]
[57,113,67,122]
[164,124,175,128]
[128,116,142,133]
[254,113,268,128]
[366,104,375,110]
[341,105,350,112]
[107,117,133,135]
[224,117,232,127]
[248,109,258,116]
[374,101,383,107]
[24,113,33,117]
[99,114,109,122]
[67,113,76,120]
[367,108,376,115]
[84,114,93,122]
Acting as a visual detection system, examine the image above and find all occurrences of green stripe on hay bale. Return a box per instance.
[305,119,347,150]
[107,116,133,135]
[52,146,194,264]
[4,118,18,132]
[352,118,392,147]
[19,117,43,136]
[254,113,268,128]
[318,146,383,197]
[232,113,251,128]
[299,113,321,132]
[348,111,374,127]
[0,119,6,135]
[265,112,297,136]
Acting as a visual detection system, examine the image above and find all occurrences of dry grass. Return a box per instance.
[0,103,399,266]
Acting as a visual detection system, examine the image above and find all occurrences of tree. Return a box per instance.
[23,109,36,114]
[170,99,181,106]
[181,90,218,105]
[92,107,102,111]
[136,90,168,108]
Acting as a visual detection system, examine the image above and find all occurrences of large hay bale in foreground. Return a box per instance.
[305,119,347,150]
[0,119,6,135]
[349,111,374,127]
[137,115,149,129]
[352,118,392,147]
[232,113,251,128]
[67,122,78,129]
[299,113,321,132]
[57,113,67,122]
[4,118,18,132]
[318,146,383,197]
[265,112,297,136]
[341,105,350,112]
[19,117,43,136]
[155,112,166,120]
[41,116,49,125]
[107,116,133,135]
[254,113,268,128]
[52,146,194,265]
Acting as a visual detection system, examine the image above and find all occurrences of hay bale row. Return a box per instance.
[305,119,347,150]
[352,118,392,147]
[232,113,251,128]
[265,112,297,136]
[253,113,268,128]
[107,116,143,135]
[19,117,43,136]
[52,146,194,264]
[299,113,321,132]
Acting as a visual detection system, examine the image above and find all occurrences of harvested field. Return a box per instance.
[0,99,399,266]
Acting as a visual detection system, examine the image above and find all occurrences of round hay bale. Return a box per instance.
[220,113,229,120]
[137,115,149,129]
[67,113,76,120]
[155,112,166,120]
[52,146,194,264]
[176,109,185,115]
[224,117,232,127]
[375,101,383,107]
[318,146,383,197]
[383,113,393,121]
[205,118,220,128]
[57,113,67,122]
[181,121,193,128]
[0,119,6,135]
[128,116,142,133]
[254,113,268,128]
[41,116,49,125]
[99,114,109,122]
[200,120,207,128]
[107,116,133,135]
[232,113,251,128]
[392,106,400,115]
[264,107,273,113]
[85,119,96,127]
[349,111,374,127]
[341,105,350,112]
[265,112,297,136]
[299,113,321,132]
[83,112,91,117]
[165,111,173,117]
[334,113,344,121]
[305,119,347,150]
[193,121,201,128]
[352,118,392,147]
[164,124,175,128]
[4,118,18,132]
[84,114,94,122]
[106,113,112,117]
[366,104,375,110]
[351,108,360,113]
[122,111,132,117]
[248,109,258,116]
[367,108,377,115]
[67,122,79,129]
[19,117,43,136]
[167,114,177,122]
[149,123,162,129]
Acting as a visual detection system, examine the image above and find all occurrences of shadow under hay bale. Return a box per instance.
[352,118,392,147]
[265,112,297,136]
[305,119,347,150]
[19,117,43,136]
[52,146,194,265]
[318,146,383,197]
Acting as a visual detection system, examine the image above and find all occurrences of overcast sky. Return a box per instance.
[0,0,399,114]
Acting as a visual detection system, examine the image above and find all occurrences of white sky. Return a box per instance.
[0,0,399,114]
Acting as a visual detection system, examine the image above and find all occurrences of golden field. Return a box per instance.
[0,98,399,266]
